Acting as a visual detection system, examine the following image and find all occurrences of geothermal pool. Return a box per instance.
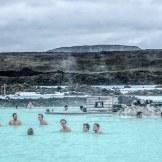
[0,108,162,162]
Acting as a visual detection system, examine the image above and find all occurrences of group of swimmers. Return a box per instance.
[0,113,102,135]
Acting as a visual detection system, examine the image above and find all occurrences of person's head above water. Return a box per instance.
[83,123,90,132]
[80,106,84,110]
[60,119,71,132]
[12,113,17,121]
[27,128,34,135]
[60,119,67,127]
[9,113,21,125]
[38,114,48,125]
[93,123,101,133]
[38,114,44,121]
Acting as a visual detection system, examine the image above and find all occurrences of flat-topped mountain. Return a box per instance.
[48,45,141,53]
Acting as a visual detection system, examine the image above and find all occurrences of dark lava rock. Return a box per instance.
[0,50,162,85]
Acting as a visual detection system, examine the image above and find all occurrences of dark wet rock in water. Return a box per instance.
[48,45,141,53]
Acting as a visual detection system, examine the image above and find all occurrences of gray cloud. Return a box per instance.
[0,0,162,52]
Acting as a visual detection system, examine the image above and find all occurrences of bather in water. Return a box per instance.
[93,123,102,134]
[83,123,90,132]
[27,128,34,135]
[60,119,71,132]
[38,114,48,125]
[9,113,21,126]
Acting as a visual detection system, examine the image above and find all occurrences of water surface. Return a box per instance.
[0,108,162,162]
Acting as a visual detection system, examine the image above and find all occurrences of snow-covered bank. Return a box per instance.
[0,92,89,100]
[135,96,162,102]
[93,85,162,94]
[0,85,161,100]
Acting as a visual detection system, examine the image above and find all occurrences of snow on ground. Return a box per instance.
[0,85,161,100]
[0,91,88,100]
[93,85,162,94]
[135,96,162,102]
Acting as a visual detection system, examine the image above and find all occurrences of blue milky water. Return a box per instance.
[0,108,162,162]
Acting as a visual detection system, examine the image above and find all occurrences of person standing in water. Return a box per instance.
[60,119,71,132]
[38,114,48,125]
[9,113,21,126]
[93,123,101,134]
[83,123,90,132]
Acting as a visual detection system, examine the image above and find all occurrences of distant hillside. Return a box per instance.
[48,45,141,53]
[0,50,162,85]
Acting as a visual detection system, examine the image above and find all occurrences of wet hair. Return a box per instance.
[94,123,100,129]
[83,123,90,130]
[12,113,17,117]
[27,128,34,135]
[38,114,44,118]
[64,105,68,107]
[60,119,67,124]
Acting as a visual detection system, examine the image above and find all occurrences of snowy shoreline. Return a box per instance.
[0,85,162,101]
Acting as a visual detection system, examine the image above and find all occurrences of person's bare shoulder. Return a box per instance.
[60,129,64,132]
[9,120,12,125]
[18,120,22,125]
[40,121,48,125]
[44,121,48,125]
[66,127,71,132]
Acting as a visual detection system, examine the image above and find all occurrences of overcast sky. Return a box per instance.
[0,0,162,52]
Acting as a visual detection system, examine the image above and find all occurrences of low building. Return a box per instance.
[86,96,118,112]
